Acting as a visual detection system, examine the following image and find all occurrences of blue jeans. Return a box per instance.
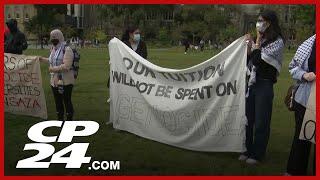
[245,78,274,160]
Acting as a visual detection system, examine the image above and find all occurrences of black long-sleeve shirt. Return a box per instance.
[123,40,148,59]
[248,49,278,83]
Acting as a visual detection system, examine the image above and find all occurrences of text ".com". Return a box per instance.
[88,161,120,170]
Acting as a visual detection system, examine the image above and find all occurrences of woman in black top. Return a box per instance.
[107,26,148,90]
[238,10,285,164]
[121,26,148,59]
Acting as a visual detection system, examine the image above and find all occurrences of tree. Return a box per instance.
[24,5,66,49]
[93,4,315,47]
[95,30,108,44]
[292,5,315,44]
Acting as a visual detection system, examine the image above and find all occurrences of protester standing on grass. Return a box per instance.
[121,26,148,59]
[183,38,190,54]
[200,39,205,51]
[239,10,285,165]
[108,26,148,86]
[4,19,28,55]
[285,34,316,176]
[39,29,75,121]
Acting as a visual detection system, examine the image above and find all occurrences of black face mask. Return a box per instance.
[51,39,59,46]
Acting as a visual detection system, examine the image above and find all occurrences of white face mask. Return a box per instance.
[256,21,269,33]
[133,34,141,42]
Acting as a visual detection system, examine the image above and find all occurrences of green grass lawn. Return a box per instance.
[5,47,313,175]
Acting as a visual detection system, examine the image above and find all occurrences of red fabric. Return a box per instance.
[4,26,9,36]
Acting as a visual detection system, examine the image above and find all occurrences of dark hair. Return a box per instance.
[121,25,139,42]
[6,19,18,32]
[259,10,284,44]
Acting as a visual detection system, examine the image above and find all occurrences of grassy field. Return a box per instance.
[5,46,313,175]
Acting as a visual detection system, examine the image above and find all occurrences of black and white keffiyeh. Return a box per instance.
[261,37,284,73]
[248,37,284,86]
[289,34,316,70]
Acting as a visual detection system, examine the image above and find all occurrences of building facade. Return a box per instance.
[4,5,37,36]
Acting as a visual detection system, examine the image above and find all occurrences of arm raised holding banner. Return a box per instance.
[39,56,49,63]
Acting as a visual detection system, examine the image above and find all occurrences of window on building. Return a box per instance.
[25,13,29,19]
[16,13,20,19]
[7,13,11,19]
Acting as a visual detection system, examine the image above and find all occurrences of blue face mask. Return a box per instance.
[133,34,141,42]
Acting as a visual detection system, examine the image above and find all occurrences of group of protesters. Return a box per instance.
[4,8,315,176]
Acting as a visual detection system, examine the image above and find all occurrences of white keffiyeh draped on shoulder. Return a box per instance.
[261,37,284,74]
[289,34,316,70]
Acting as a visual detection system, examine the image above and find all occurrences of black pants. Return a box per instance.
[286,101,315,175]
[245,79,274,160]
[51,85,74,121]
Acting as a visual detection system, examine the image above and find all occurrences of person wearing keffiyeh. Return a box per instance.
[238,10,285,165]
[285,34,316,176]
[39,29,75,121]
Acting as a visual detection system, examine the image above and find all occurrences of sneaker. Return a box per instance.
[238,154,248,161]
[246,158,259,165]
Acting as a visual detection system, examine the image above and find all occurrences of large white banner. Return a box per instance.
[4,53,48,119]
[109,37,247,152]
[299,82,316,144]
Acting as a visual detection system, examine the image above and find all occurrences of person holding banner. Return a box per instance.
[39,29,75,121]
[239,10,285,164]
[285,34,316,176]
[108,26,148,89]
[121,26,148,59]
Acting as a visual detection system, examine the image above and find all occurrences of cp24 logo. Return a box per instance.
[16,120,99,169]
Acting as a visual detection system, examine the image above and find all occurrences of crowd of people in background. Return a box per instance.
[4,8,316,176]
[38,36,101,49]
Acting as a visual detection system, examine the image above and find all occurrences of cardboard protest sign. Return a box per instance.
[299,82,316,144]
[4,53,48,119]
